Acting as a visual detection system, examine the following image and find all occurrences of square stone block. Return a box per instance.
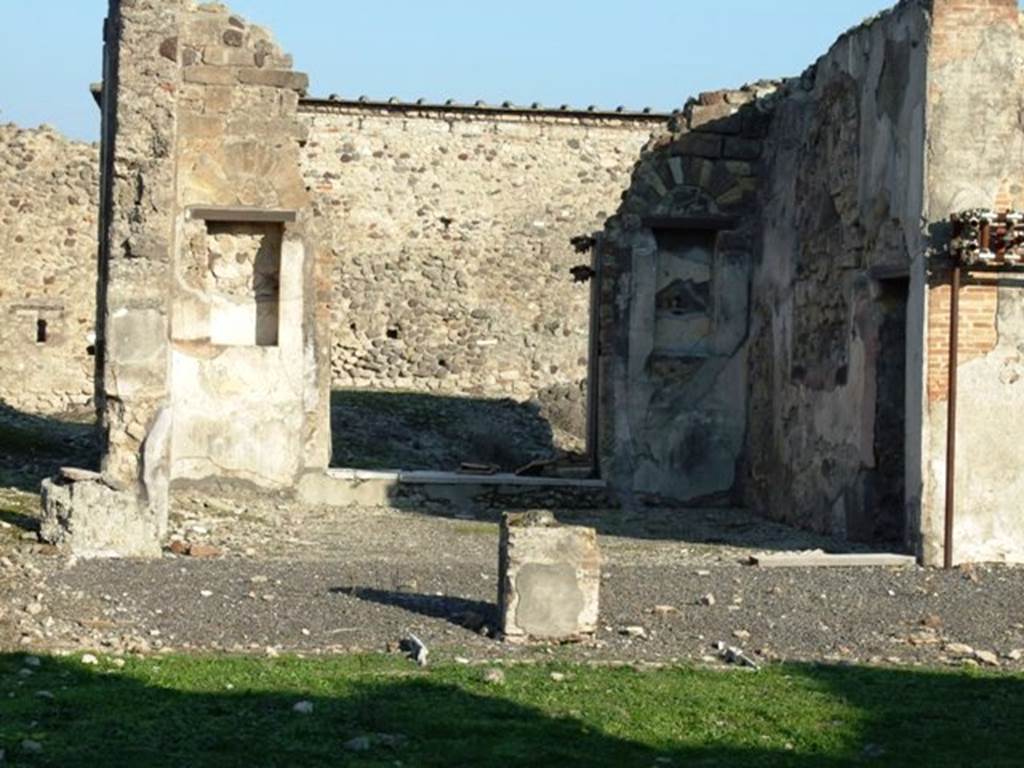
[40,473,163,559]
[498,510,601,642]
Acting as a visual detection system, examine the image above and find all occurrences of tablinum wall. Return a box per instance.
[300,100,662,447]
[0,102,663,453]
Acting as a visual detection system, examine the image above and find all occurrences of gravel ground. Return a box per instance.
[3,487,1023,670]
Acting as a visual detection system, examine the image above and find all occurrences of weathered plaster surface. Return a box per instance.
[748,4,928,543]
[42,0,329,554]
[498,511,600,641]
[596,86,767,504]
[2,94,658,454]
[921,0,1024,565]
[167,4,328,488]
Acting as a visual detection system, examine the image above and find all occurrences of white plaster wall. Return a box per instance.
[920,4,1024,564]
[170,238,309,487]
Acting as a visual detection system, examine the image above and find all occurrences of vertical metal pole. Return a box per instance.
[944,264,961,570]
[585,240,602,479]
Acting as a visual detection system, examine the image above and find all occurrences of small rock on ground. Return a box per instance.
[483,668,506,685]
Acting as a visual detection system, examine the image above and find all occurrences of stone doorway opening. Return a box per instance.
[862,275,910,546]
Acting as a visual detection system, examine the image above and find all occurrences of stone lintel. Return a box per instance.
[187,206,297,223]
[236,68,309,92]
[642,214,739,231]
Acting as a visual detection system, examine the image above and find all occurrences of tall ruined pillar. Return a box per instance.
[41,0,330,556]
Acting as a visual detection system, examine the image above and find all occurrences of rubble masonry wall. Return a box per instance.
[0,125,99,415]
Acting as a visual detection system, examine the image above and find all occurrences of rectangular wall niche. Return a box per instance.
[204,221,282,347]
[652,229,716,356]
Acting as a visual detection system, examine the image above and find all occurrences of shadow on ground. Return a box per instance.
[0,654,1022,767]
[0,401,98,494]
[330,389,566,472]
[331,586,496,633]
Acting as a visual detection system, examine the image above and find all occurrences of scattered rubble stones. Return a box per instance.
[2,486,1024,670]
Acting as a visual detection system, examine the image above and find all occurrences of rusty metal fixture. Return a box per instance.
[951,209,1024,266]
[570,234,597,254]
[942,210,1024,569]
[570,265,596,283]
[945,263,960,570]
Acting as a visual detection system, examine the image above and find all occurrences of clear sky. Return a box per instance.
[1,0,902,143]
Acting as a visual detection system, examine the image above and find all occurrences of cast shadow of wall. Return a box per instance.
[1,653,1021,767]
[330,389,564,472]
[0,400,98,496]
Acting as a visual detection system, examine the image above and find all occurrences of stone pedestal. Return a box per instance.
[40,469,164,558]
[498,510,601,642]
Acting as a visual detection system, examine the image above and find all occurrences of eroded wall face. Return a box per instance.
[95,0,326,495]
[96,0,182,499]
[922,0,1024,564]
[746,5,928,544]
[0,103,657,452]
[166,5,328,489]
[0,126,98,415]
[301,106,657,448]
[596,89,767,503]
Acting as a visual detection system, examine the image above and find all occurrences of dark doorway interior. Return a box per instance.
[863,276,909,545]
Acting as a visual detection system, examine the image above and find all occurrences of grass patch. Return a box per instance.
[1,654,1022,766]
[452,522,497,537]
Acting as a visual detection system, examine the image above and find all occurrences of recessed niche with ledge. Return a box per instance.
[652,227,718,358]
[186,207,297,348]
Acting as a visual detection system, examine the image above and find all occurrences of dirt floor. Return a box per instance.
[2,405,1022,670]
[329,389,584,472]
[2,483,1023,671]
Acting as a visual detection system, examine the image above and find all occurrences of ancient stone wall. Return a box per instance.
[0,99,660,451]
[167,4,329,489]
[0,125,99,416]
[595,85,770,504]
[746,3,929,545]
[41,0,328,557]
[920,0,1024,565]
[299,102,662,446]
[595,1,931,542]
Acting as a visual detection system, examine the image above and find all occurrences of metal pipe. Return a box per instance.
[944,264,961,570]
[585,238,603,479]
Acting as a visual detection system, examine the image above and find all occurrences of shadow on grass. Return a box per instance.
[0,401,98,494]
[1,655,1022,767]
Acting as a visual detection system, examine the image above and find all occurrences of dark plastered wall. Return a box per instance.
[745,3,928,544]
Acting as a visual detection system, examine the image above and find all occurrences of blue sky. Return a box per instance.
[1,1,900,142]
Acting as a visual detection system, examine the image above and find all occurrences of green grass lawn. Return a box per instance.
[0,653,1021,767]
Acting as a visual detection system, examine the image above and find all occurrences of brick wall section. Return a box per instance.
[926,277,999,402]
[930,0,1020,68]
[926,0,1019,405]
